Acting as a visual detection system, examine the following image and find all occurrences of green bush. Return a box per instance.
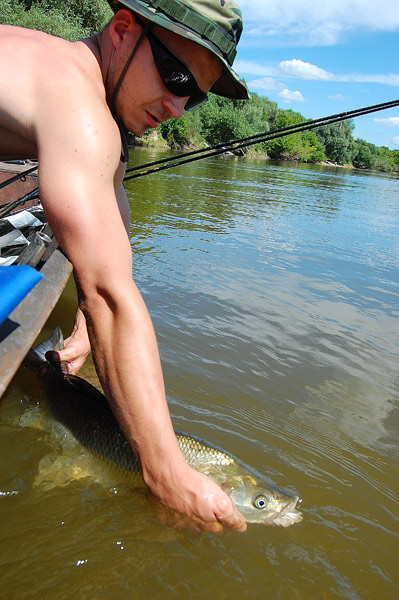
[0,0,111,39]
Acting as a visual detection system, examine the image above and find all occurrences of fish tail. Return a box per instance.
[25,326,64,370]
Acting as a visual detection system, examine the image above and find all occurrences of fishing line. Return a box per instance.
[124,98,399,181]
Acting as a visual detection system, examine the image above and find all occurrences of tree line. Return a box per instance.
[158,93,399,174]
[2,0,398,173]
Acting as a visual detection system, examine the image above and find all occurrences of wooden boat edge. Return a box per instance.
[0,248,72,397]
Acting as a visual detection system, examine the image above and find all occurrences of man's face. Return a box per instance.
[110,22,223,135]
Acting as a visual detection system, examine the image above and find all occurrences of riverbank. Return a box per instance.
[128,132,395,176]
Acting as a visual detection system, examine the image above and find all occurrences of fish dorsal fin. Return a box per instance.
[50,326,64,352]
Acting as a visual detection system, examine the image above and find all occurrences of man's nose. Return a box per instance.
[162,95,188,119]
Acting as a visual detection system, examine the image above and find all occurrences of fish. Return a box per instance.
[27,327,303,527]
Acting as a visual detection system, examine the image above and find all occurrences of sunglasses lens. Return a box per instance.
[148,31,208,110]
[159,59,193,94]
[184,93,208,111]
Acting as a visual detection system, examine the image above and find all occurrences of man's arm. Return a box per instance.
[37,103,246,531]
[55,168,130,374]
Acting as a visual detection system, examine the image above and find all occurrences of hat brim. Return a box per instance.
[108,0,249,100]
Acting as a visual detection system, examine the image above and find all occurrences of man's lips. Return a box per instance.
[146,111,162,128]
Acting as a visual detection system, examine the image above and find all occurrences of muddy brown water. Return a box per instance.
[1,151,398,599]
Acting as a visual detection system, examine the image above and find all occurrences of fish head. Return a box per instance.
[223,471,303,527]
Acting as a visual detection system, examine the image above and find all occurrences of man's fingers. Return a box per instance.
[45,350,60,363]
[218,511,247,532]
[44,346,87,374]
[148,491,246,533]
[208,491,247,531]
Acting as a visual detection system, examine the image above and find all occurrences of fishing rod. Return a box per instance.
[0,164,37,191]
[0,187,40,219]
[124,98,399,181]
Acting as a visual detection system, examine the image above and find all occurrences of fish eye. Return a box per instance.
[253,494,268,509]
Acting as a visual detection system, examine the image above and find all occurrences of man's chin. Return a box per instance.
[129,122,156,136]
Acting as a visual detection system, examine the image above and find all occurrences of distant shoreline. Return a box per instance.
[129,138,397,176]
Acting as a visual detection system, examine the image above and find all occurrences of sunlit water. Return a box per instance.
[1,150,398,599]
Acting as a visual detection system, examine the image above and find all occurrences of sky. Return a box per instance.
[233,0,399,149]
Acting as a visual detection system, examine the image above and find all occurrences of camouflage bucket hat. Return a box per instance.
[107,0,249,100]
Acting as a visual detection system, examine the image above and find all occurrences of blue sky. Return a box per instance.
[233,0,399,149]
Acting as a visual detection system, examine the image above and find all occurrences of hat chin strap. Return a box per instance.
[109,23,150,162]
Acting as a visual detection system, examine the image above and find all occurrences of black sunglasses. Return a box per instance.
[146,29,208,111]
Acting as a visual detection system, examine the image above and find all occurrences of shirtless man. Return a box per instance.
[0,0,249,531]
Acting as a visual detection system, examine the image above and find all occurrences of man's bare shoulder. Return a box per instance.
[0,25,78,86]
[0,25,119,164]
[0,24,94,75]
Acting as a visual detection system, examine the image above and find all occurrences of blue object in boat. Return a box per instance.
[0,265,43,325]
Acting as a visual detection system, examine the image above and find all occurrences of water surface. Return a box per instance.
[1,151,398,599]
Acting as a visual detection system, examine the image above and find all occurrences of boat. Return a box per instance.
[0,161,72,397]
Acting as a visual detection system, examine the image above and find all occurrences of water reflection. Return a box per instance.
[127,153,399,598]
[302,377,393,445]
[126,155,398,453]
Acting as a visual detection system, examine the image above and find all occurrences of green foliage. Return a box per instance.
[0,0,111,40]
[352,139,399,173]
[391,150,399,172]
[316,120,355,164]
[30,0,112,33]
[264,110,326,162]
[198,96,251,145]
[373,147,395,173]
[300,130,327,163]
[265,110,303,159]
[192,92,276,149]
[159,106,206,148]
[159,114,190,148]
[352,139,375,169]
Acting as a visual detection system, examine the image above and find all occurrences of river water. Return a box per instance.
[0,150,398,599]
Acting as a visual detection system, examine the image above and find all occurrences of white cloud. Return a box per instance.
[233,60,274,77]
[238,58,399,88]
[247,77,284,92]
[340,73,399,86]
[238,0,399,46]
[278,60,399,86]
[279,59,333,80]
[278,89,305,103]
[328,94,351,101]
[374,117,399,127]
[389,136,399,149]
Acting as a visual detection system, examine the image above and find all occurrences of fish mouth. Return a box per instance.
[281,496,301,515]
[269,496,302,526]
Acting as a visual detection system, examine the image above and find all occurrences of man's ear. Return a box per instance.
[108,9,139,50]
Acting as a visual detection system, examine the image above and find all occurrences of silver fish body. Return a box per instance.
[29,328,302,526]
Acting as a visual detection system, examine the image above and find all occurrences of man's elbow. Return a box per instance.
[74,269,135,320]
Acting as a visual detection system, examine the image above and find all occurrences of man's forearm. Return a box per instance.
[75,277,246,531]
[71,306,89,341]
[82,278,185,475]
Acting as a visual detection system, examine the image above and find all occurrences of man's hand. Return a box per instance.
[41,307,91,376]
[45,332,91,374]
[143,460,247,533]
